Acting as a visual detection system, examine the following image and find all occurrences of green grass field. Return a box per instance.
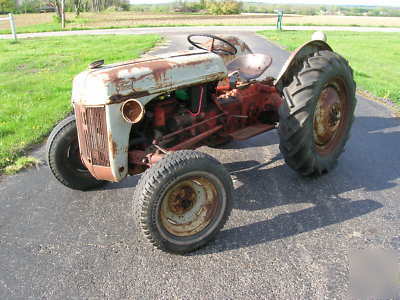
[258,30,400,106]
[0,34,160,171]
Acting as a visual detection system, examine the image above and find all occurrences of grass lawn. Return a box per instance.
[258,30,400,106]
[0,34,160,171]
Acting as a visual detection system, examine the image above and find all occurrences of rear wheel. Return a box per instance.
[133,150,233,254]
[279,50,356,176]
[46,115,107,190]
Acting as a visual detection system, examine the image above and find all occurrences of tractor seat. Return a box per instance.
[226,54,272,82]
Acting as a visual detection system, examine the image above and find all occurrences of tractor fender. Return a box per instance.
[274,40,333,92]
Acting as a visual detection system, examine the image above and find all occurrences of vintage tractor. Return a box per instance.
[47,34,356,254]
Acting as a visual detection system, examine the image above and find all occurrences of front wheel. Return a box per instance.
[133,150,233,254]
[46,115,107,190]
[279,50,357,176]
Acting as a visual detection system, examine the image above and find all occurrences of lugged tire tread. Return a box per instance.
[279,50,357,176]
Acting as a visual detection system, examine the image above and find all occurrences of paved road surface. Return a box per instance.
[0,32,399,299]
[1,25,400,39]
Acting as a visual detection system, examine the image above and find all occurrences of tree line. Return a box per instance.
[0,0,129,15]
[2,0,399,17]
[242,3,400,17]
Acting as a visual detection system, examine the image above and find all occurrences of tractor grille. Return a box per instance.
[74,104,110,166]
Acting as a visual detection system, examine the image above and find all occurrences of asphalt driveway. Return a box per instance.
[0,31,399,299]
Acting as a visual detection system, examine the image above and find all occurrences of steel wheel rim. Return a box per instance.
[159,175,220,237]
[313,79,348,155]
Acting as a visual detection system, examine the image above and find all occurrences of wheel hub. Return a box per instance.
[313,84,346,155]
[160,176,219,237]
[168,185,196,215]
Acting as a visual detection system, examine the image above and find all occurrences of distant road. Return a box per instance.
[1,25,400,39]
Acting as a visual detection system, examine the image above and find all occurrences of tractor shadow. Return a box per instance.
[190,114,400,255]
[191,157,384,255]
[96,114,398,255]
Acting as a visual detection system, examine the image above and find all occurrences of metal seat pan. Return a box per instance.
[226,53,272,81]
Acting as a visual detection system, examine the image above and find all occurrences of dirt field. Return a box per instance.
[1,12,400,31]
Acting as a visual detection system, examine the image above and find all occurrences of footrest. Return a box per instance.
[229,123,275,141]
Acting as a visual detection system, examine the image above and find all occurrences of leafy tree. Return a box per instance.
[206,0,242,15]
[0,0,16,13]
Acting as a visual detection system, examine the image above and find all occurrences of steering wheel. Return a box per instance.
[187,34,238,55]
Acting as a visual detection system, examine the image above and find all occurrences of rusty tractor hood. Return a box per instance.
[72,50,228,105]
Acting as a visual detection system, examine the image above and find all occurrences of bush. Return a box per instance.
[206,0,243,15]
[15,0,42,13]
[120,2,130,11]
[0,0,16,13]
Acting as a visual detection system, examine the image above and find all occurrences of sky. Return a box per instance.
[130,0,400,7]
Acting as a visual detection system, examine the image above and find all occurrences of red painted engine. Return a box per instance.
[128,80,283,170]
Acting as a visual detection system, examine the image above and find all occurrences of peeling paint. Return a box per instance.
[72,50,228,106]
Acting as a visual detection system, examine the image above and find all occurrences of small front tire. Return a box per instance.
[133,150,233,254]
[46,115,107,191]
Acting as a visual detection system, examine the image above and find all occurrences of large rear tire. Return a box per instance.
[133,150,233,254]
[46,115,107,190]
[279,50,357,176]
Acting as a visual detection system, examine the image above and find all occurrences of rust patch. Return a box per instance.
[74,104,110,167]
[92,165,116,182]
[126,60,176,89]
[167,184,196,215]
[109,90,150,104]
[109,132,118,158]
[159,176,220,237]
[93,51,227,103]
[313,79,349,156]
[121,99,145,123]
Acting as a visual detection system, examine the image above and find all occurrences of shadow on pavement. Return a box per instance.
[197,197,382,255]
[191,156,383,255]
[189,114,399,255]
[100,174,140,190]
[93,115,397,255]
